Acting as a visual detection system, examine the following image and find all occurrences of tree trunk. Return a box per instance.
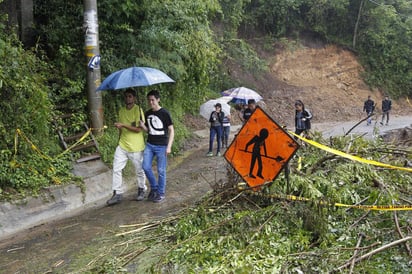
[0,0,34,47]
[353,0,364,48]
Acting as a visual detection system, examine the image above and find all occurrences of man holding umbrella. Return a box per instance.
[107,89,147,206]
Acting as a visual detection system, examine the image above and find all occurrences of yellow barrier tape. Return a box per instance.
[15,129,52,160]
[56,128,92,158]
[242,188,412,211]
[289,131,412,172]
[297,156,302,171]
[14,127,103,160]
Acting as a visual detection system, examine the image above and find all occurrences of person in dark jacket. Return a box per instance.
[242,99,256,123]
[294,100,312,140]
[363,95,375,125]
[380,95,392,126]
[206,103,225,157]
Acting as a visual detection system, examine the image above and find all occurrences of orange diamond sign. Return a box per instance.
[224,106,299,188]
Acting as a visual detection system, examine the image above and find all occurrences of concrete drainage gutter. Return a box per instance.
[0,160,134,242]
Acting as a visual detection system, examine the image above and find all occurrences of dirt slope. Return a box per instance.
[187,42,412,131]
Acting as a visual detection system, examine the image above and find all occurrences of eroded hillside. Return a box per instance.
[187,42,412,130]
[264,45,411,127]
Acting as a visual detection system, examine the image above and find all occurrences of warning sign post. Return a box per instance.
[224,107,299,188]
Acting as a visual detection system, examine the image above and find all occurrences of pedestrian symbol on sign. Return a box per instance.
[224,107,299,188]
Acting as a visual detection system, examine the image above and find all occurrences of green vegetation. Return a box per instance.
[65,133,412,272]
[0,0,411,216]
[1,1,411,271]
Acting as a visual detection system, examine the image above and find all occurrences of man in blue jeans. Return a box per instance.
[363,95,375,126]
[139,90,175,203]
[206,103,224,157]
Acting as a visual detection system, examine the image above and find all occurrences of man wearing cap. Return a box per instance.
[206,103,225,157]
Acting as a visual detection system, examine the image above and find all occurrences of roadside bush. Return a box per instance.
[0,20,78,200]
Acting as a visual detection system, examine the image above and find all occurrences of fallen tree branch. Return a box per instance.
[155,216,235,272]
[256,211,277,233]
[345,114,374,136]
[349,233,364,274]
[337,236,412,270]
[349,195,380,229]
[345,197,369,213]
[399,197,412,205]
[339,241,380,251]
[393,202,412,256]
[307,155,336,175]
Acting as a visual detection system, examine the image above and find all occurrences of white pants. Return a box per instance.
[112,146,146,194]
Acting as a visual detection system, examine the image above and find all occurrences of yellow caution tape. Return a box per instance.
[56,128,92,158]
[297,156,302,171]
[289,131,412,172]
[14,126,106,160]
[242,188,412,211]
[15,129,52,160]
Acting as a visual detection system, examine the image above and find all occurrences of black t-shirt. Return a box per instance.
[145,108,173,146]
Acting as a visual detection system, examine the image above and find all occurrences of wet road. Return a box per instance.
[312,115,412,139]
[0,139,227,273]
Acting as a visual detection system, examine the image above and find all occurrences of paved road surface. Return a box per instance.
[312,115,411,139]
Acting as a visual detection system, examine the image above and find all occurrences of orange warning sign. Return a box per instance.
[224,106,299,188]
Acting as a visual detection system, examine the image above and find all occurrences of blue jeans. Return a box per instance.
[222,126,230,147]
[209,126,222,153]
[366,112,372,125]
[142,143,167,196]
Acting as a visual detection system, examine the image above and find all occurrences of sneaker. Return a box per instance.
[136,188,146,201]
[152,192,165,203]
[106,192,122,206]
[147,190,156,201]
[206,151,213,157]
[216,152,221,157]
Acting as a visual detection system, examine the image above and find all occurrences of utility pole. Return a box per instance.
[84,0,104,133]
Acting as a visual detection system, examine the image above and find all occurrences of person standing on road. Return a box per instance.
[380,95,392,126]
[236,104,246,124]
[206,103,224,157]
[221,112,231,148]
[106,89,147,206]
[363,95,375,126]
[294,100,312,140]
[139,89,175,203]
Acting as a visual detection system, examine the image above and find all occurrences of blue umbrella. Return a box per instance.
[96,66,175,91]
